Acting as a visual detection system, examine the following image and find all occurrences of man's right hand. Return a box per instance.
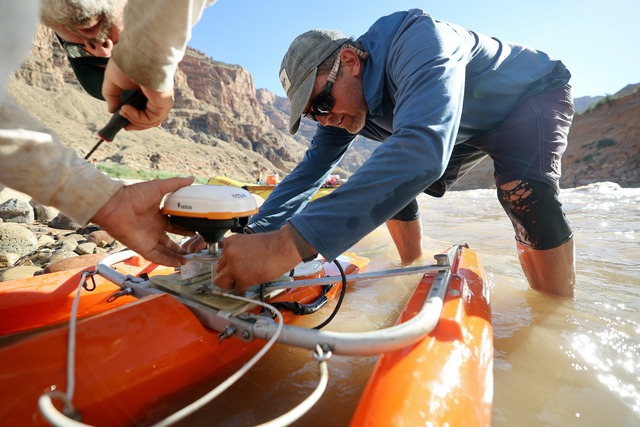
[102,59,174,131]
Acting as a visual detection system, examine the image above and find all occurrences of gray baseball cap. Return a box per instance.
[279,29,349,134]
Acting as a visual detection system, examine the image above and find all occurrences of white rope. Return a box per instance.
[66,271,87,399]
[38,272,332,427]
[38,276,285,427]
[254,345,331,427]
[39,270,93,426]
[38,392,89,427]
[150,294,284,427]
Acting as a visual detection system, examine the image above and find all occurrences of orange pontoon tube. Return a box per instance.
[351,245,493,426]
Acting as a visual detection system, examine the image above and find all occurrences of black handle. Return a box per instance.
[97,90,148,142]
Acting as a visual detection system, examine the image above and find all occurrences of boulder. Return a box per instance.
[30,200,59,223]
[86,230,116,247]
[0,223,37,257]
[0,198,34,224]
[43,253,107,274]
[49,213,81,230]
[0,265,42,282]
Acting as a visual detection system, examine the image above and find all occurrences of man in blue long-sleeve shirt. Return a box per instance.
[215,9,575,296]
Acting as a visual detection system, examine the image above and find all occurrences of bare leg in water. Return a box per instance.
[500,180,575,297]
[517,239,575,297]
[386,218,423,264]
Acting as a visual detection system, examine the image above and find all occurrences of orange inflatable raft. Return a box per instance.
[0,244,492,426]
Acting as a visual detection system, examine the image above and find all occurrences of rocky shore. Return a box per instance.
[0,186,125,282]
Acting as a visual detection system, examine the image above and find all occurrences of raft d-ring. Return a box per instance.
[106,286,133,303]
[81,270,98,292]
[313,344,333,362]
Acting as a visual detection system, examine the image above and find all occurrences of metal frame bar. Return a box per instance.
[96,246,458,356]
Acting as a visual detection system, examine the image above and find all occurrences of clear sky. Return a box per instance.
[189,0,639,99]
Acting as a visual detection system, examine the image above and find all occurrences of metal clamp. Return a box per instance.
[106,286,133,303]
[218,325,237,344]
[313,344,333,362]
[434,253,449,267]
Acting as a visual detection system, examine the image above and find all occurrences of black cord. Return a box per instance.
[312,259,347,330]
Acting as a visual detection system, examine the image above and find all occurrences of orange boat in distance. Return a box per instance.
[208,175,341,202]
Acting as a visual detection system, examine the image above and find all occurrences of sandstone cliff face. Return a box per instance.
[562,91,640,187]
[170,49,309,170]
[9,26,309,182]
[12,26,73,91]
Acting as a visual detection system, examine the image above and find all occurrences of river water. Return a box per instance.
[178,182,639,427]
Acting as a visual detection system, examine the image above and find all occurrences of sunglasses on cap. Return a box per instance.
[304,50,342,121]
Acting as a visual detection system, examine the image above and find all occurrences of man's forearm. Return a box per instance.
[113,0,216,91]
[0,100,122,224]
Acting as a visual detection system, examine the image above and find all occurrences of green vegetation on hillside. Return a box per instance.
[96,162,207,183]
[595,138,616,149]
[583,86,640,113]
[585,95,615,113]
